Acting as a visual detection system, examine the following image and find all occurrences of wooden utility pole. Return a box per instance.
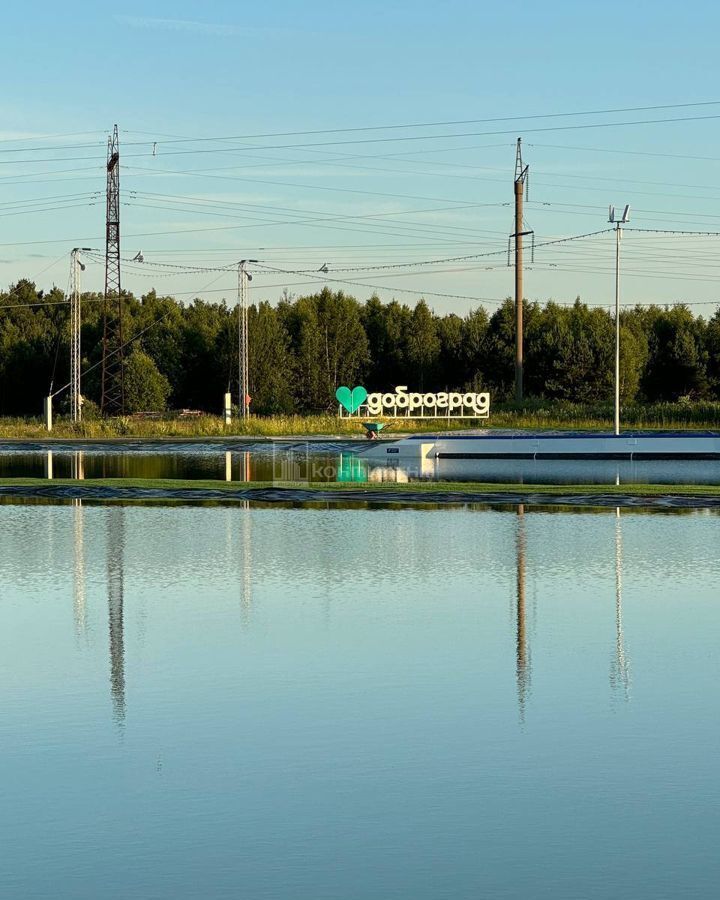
[513,139,530,403]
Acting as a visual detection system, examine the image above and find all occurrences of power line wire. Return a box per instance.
[120,101,720,144]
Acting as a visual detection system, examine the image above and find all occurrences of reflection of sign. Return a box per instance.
[336,384,490,419]
[337,454,369,482]
[335,385,368,414]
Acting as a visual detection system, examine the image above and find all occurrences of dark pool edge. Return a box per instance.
[0,436,373,451]
[1,483,719,508]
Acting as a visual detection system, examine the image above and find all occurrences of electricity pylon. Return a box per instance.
[100,125,125,416]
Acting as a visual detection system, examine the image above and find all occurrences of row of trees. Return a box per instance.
[1,278,719,415]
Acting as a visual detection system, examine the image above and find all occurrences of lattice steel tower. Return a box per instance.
[100,125,125,415]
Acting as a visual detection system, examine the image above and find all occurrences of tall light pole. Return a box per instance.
[237,259,257,418]
[608,205,630,435]
[69,248,91,423]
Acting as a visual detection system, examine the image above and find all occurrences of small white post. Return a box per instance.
[44,396,53,432]
[224,392,232,425]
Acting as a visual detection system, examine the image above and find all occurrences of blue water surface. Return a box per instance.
[0,502,718,899]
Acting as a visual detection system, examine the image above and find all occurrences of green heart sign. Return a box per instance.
[336,385,368,414]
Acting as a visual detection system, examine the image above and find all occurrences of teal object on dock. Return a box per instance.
[363,422,385,437]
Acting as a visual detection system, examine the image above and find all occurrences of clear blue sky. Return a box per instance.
[3,0,720,314]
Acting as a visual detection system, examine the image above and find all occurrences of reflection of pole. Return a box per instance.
[106,507,126,725]
[241,503,252,623]
[71,451,85,480]
[515,504,530,719]
[73,499,86,639]
[610,509,630,700]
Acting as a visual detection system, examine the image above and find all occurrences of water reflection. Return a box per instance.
[2,444,720,484]
[73,501,647,729]
[4,503,720,898]
[72,499,86,640]
[106,507,126,727]
[70,451,84,481]
[435,456,720,485]
[240,503,252,626]
[515,506,530,721]
[611,509,631,701]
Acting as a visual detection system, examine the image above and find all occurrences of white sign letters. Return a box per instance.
[339,385,490,419]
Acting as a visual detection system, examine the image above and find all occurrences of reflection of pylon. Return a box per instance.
[106,507,126,726]
[100,125,125,416]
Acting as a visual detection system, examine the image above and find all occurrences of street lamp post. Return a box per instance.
[237,259,257,419]
[70,248,92,424]
[608,205,630,436]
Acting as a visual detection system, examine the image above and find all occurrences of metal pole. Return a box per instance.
[70,250,82,423]
[614,224,621,435]
[238,260,245,418]
[242,267,249,418]
[101,125,124,416]
[238,261,249,419]
[515,178,524,403]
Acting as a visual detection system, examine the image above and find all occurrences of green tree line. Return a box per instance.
[1,278,719,415]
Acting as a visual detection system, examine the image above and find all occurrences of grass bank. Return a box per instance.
[0,477,718,497]
[0,400,719,440]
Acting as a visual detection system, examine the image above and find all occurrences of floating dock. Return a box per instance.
[360,431,720,462]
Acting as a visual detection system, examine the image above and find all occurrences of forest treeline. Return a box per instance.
[1,278,720,415]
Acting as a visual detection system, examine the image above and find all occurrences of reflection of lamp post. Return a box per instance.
[610,508,630,701]
[608,206,630,435]
[238,259,257,419]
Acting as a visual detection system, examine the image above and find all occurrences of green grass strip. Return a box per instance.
[0,477,718,496]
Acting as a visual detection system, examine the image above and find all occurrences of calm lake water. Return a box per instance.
[2,442,720,484]
[1,500,719,899]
